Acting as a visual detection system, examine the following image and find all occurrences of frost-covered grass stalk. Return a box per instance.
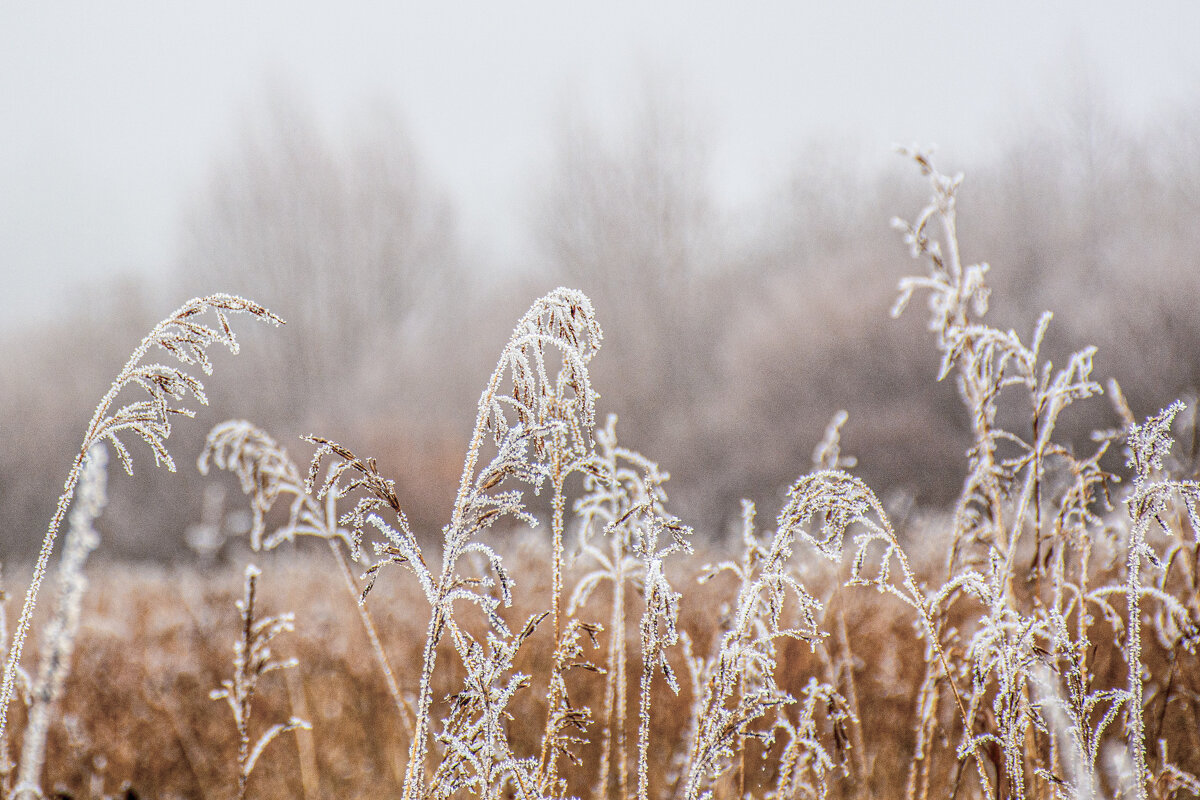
[303,288,602,800]
[630,508,690,800]
[0,295,280,748]
[404,287,600,800]
[1117,402,1200,800]
[210,564,309,800]
[0,567,14,794]
[570,415,672,800]
[12,445,107,800]
[783,469,998,798]
[199,420,416,734]
[679,497,825,800]
[884,149,1157,800]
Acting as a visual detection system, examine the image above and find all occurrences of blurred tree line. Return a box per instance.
[3,81,1199,559]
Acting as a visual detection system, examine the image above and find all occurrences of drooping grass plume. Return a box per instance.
[200,420,357,555]
[0,295,281,748]
[786,468,994,797]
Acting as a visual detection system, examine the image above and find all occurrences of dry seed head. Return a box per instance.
[480,287,602,456]
[781,470,890,565]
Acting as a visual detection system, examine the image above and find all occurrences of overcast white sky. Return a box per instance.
[3,1,1199,330]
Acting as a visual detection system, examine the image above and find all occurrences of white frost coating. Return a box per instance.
[14,444,108,799]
